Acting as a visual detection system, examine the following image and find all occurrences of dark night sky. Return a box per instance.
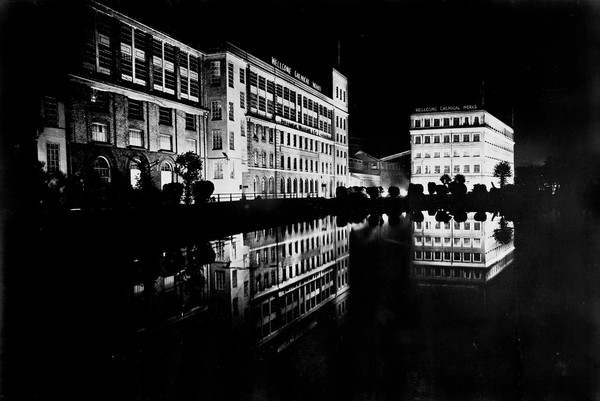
[22,0,600,164]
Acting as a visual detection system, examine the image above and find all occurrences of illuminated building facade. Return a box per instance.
[38,2,208,189]
[205,44,349,199]
[410,212,515,284]
[410,106,515,190]
[36,2,349,199]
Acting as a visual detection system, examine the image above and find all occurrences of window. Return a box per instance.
[463,134,470,142]
[444,135,450,143]
[90,90,109,113]
[424,136,430,144]
[230,162,235,179]
[228,63,234,88]
[258,76,266,91]
[211,101,222,120]
[424,153,430,158]
[463,117,470,126]
[249,71,257,87]
[159,107,172,125]
[415,166,421,174]
[434,152,440,158]
[415,153,421,158]
[443,118,449,126]
[444,165,450,174]
[434,136,440,143]
[44,97,59,127]
[240,121,246,137]
[414,136,421,144]
[229,102,234,121]
[120,26,147,86]
[128,99,143,120]
[152,39,176,95]
[159,134,172,151]
[269,153,274,168]
[224,132,232,152]
[46,143,60,172]
[210,61,221,86]
[93,156,111,184]
[454,165,460,173]
[453,135,460,142]
[463,151,470,157]
[454,150,460,157]
[214,162,223,179]
[91,122,108,142]
[474,164,480,173]
[83,13,113,75]
[185,113,196,131]
[129,128,144,147]
[414,119,421,128]
[424,119,430,127]
[473,134,480,142]
[433,119,440,127]
[474,238,481,247]
[185,139,196,154]
[464,165,470,173]
[215,270,225,289]
[239,68,245,84]
[160,162,173,187]
[240,92,245,109]
[434,165,440,174]
[129,160,141,187]
[453,117,460,126]
[212,130,222,149]
[444,151,450,158]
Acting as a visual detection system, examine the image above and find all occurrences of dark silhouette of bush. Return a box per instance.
[336,186,348,198]
[411,211,424,222]
[435,210,451,223]
[436,185,448,195]
[366,186,382,199]
[162,182,184,205]
[453,211,468,222]
[193,180,215,204]
[427,182,437,195]
[440,174,452,185]
[474,211,487,222]
[454,174,466,184]
[388,186,400,198]
[175,151,203,205]
[472,184,488,194]
[408,183,424,196]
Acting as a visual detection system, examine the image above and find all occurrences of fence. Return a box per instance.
[209,192,322,202]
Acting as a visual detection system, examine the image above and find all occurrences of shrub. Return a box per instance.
[193,180,215,204]
[162,182,184,205]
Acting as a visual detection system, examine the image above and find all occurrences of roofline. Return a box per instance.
[380,150,411,161]
[90,1,205,57]
[208,42,339,106]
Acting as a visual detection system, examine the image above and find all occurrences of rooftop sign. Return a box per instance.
[414,105,478,113]
[271,57,322,92]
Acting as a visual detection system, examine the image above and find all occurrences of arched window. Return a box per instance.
[160,162,173,188]
[299,179,304,193]
[287,178,291,193]
[254,151,259,166]
[129,159,142,188]
[305,179,308,193]
[293,158,297,170]
[315,180,319,195]
[281,178,285,193]
[269,177,274,193]
[261,176,267,194]
[310,180,314,193]
[287,157,291,170]
[254,175,259,193]
[293,178,297,193]
[93,156,111,184]
[280,156,284,169]
[261,151,266,167]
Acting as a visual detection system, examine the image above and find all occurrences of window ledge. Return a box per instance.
[127,145,146,150]
[90,141,112,147]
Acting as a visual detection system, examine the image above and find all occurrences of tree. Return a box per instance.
[440,174,452,185]
[175,152,203,205]
[493,161,513,188]
[193,180,215,203]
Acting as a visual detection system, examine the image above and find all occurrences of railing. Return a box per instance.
[209,192,322,202]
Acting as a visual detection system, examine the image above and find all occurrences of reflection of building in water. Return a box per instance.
[411,213,514,285]
[131,243,212,331]
[208,216,350,348]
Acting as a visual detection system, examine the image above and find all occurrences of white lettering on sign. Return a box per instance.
[271,56,322,92]
[415,105,479,113]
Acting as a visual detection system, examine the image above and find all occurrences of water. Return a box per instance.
[6,211,600,400]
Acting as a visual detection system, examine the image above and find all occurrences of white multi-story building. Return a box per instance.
[205,44,349,199]
[410,106,514,190]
